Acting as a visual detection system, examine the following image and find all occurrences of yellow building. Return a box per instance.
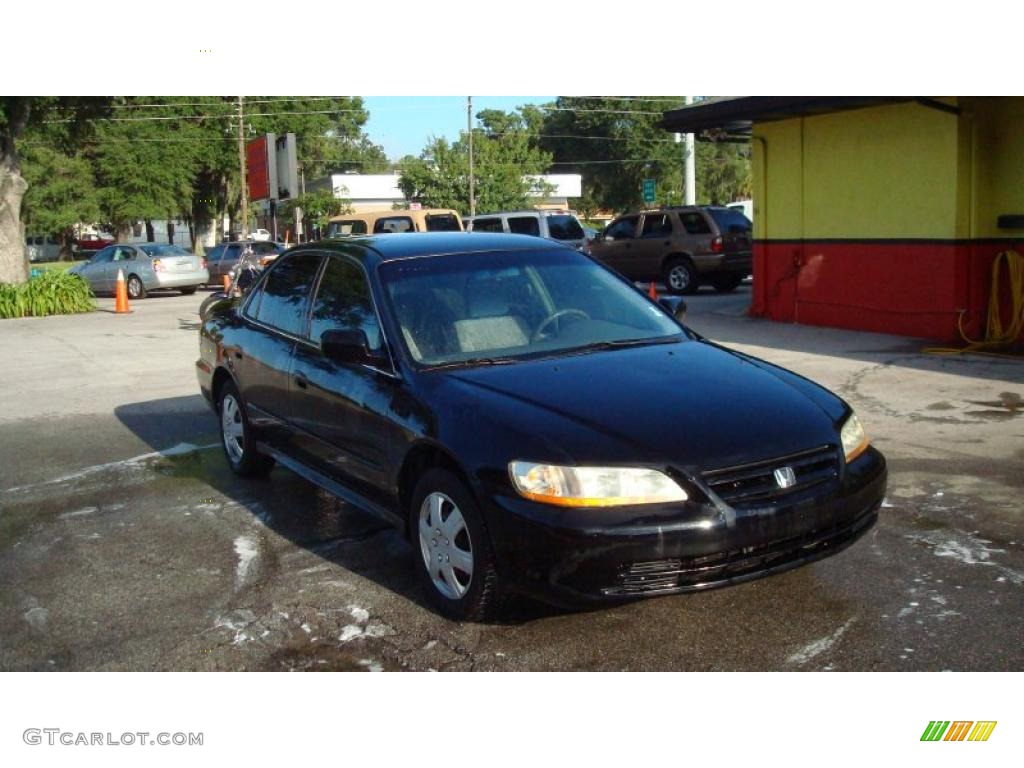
[662,97,1024,341]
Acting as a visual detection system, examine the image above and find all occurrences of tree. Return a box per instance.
[1,97,112,283]
[398,109,554,213]
[282,189,350,239]
[19,143,99,256]
[538,96,752,213]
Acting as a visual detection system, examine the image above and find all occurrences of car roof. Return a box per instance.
[299,231,572,263]
[466,210,574,218]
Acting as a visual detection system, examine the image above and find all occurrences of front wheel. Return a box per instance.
[218,381,275,477]
[410,468,502,621]
[663,258,699,295]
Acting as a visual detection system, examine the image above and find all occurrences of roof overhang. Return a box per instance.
[660,97,957,140]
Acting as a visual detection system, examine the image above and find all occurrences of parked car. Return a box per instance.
[326,209,463,237]
[69,243,209,298]
[74,233,117,258]
[25,235,61,263]
[589,206,752,295]
[196,232,886,620]
[248,228,272,242]
[206,241,287,284]
[464,210,588,251]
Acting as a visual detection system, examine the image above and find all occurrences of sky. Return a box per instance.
[361,96,555,161]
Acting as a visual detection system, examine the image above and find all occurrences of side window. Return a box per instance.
[425,213,461,231]
[226,244,242,260]
[113,246,135,261]
[507,216,540,236]
[641,214,672,238]
[93,247,115,263]
[605,216,639,239]
[471,217,504,233]
[373,216,414,234]
[680,212,712,235]
[327,220,368,236]
[206,245,225,262]
[252,252,323,336]
[546,215,585,241]
[309,257,382,352]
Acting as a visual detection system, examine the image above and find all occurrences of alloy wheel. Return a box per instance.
[221,394,244,464]
[668,265,690,291]
[127,276,143,298]
[418,491,474,599]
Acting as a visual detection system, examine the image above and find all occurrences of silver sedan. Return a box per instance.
[69,243,209,299]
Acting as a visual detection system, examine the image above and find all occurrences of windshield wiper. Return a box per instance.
[561,336,680,355]
[426,356,520,371]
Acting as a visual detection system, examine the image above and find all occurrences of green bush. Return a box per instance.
[0,270,96,319]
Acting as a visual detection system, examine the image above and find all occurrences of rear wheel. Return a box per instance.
[663,257,699,295]
[179,286,198,295]
[410,468,502,621]
[711,274,743,293]
[218,380,274,477]
[126,274,146,299]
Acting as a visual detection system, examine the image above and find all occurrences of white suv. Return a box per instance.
[464,210,587,250]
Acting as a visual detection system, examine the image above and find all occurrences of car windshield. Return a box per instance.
[707,208,752,232]
[139,244,191,257]
[378,248,683,367]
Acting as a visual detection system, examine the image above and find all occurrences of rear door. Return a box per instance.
[287,254,398,497]
[205,244,226,280]
[634,212,674,276]
[232,251,324,450]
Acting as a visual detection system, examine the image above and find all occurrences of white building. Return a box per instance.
[308,172,583,213]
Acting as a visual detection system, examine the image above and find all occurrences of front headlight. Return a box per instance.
[840,411,869,463]
[508,461,687,507]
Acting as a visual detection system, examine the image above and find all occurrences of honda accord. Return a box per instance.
[196,233,886,620]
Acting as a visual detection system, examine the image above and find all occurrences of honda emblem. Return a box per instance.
[773,466,796,489]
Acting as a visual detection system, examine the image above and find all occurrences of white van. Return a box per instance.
[464,210,588,250]
[26,235,61,262]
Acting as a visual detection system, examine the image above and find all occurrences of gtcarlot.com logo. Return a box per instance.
[920,721,997,742]
[23,729,203,747]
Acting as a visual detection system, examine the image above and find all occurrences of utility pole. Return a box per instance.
[237,96,249,241]
[467,96,475,217]
[684,95,696,205]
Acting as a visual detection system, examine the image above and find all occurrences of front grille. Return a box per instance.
[702,445,839,507]
[606,510,875,596]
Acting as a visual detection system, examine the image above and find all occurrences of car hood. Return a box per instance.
[442,340,845,472]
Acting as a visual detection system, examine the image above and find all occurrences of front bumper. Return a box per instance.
[482,446,886,607]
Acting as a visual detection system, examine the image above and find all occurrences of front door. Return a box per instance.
[287,254,396,501]
[593,215,640,278]
[79,246,115,293]
[633,212,675,279]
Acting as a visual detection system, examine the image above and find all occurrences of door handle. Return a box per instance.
[294,372,308,389]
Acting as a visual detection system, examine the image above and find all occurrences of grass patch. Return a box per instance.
[0,270,96,319]
[31,261,83,274]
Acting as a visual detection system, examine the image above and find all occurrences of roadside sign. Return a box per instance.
[409,202,422,210]
[643,178,656,204]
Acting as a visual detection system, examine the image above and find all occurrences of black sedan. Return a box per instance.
[196,233,886,620]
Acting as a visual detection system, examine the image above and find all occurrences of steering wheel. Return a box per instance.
[532,308,591,342]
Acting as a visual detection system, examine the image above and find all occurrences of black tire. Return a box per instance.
[217,380,275,478]
[663,257,699,295]
[711,274,743,293]
[126,274,147,299]
[410,468,503,621]
[179,286,198,295]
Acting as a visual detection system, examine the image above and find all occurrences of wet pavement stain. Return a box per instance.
[964,391,1023,420]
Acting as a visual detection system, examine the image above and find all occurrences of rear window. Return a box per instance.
[507,216,540,236]
[471,217,504,233]
[326,220,368,237]
[374,216,415,234]
[546,214,585,241]
[139,244,191,257]
[707,208,752,233]
[206,245,225,261]
[425,213,462,232]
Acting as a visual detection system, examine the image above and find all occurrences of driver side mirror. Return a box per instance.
[321,328,382,365]
[658,296,687,322]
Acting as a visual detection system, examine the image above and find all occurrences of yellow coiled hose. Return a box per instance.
[925,250,1024,356]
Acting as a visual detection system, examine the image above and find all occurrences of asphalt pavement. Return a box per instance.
[1,284,1022,671]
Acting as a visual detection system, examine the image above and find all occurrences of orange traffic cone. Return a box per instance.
[114,268,130,314]
[222,274,231,292]
[648,281,658,300]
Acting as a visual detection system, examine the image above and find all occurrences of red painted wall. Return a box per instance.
[751,240,1021,343]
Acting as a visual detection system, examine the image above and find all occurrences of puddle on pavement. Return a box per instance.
[262,642,398,672]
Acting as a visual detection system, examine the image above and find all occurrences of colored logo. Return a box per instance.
[921,721,997,742]
[773,466,796,489]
